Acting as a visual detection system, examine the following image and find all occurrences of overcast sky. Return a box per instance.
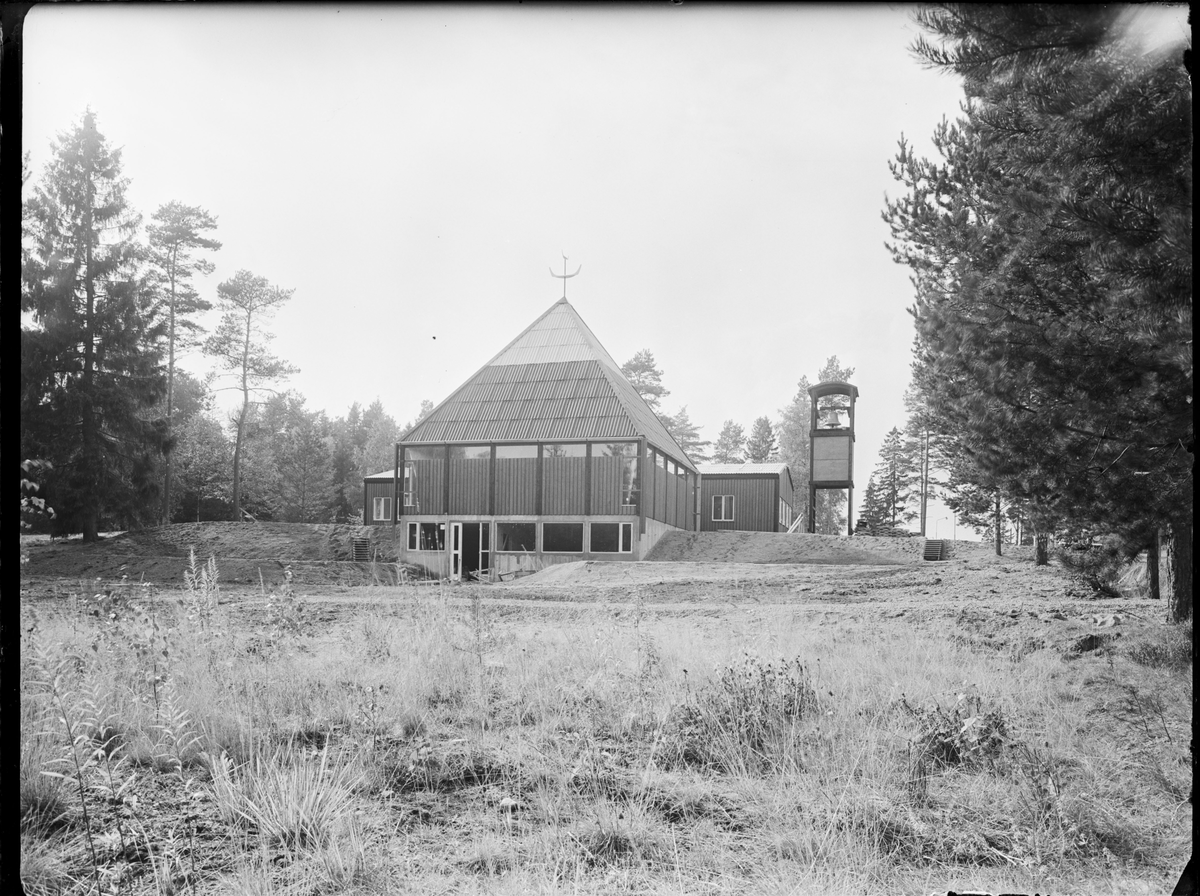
[24,3,978,537]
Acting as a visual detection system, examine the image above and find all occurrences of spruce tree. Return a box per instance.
[711,421,746,464]
[745,416,777,463]
[21,111,166,540]
[873,427,920,531]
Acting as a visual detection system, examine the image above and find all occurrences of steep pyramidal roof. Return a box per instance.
[401,298,697,472]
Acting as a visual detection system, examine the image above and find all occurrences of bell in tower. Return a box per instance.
[807,381,859,536]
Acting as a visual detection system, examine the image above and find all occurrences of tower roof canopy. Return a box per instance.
[400,298,697,472]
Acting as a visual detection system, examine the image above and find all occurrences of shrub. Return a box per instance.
[665,654,818,773]
[1127,622,1193,670]
[1056,536,1128,597]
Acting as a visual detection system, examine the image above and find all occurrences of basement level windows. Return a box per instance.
[373,497,392,522]
[407,522,445,551]
[543,523,584,553]
[591,522,633,553]
[496,522,537,552]
[712,495,735,522]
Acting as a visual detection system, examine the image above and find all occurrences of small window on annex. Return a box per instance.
[591,522,633,553]
[543,523,584,553]
[543,443,586,458]
[373,496,392,522]
[712,495,735,522]
[449,445,489,460]
[495,445,538,459]
[407,521,445,551]
[496,522,537,552]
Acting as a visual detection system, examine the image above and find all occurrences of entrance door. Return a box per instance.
[451,523,490,582]
[450,522,463,581]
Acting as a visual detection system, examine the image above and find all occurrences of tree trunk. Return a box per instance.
[993,494,1002,556]
[1035,532,1049,566]
[232,396,248,521]
[80,197,100,543]
[919,430,929,537]
[1165,520,1192,623]
[1147,530,1161,601]
[161,254,177,526]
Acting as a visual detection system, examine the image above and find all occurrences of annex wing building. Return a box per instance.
[364,297,699,579]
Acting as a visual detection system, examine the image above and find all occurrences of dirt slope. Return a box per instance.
[19,522,404,587]
[648,530,908,565]
[647,530,1034,566]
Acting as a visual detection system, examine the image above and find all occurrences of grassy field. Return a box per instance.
[19,551,1192,895]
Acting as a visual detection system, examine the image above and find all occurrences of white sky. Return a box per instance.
[23,3,975,538]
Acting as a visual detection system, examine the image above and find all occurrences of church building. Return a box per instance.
[364,297,699,580]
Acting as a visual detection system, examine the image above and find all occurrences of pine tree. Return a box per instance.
[664,406,710,463]
[621,349,670,414]
[887,6,1191,618]
[203,270,297,521]
[21,111,166,540]
[745,416,777,463]
[711,421,746,464]
[147,201,221,524]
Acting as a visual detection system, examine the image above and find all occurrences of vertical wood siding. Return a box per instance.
[364,481,396,523]
[590,457,624,514]
[543,457,586,514]
[494,458,539,515]
[449,459,490,514]
[700,475,777,532]
[779,471,795,522]
[651,464,668,524]
[410,459,445,515]
[662,471,678,527]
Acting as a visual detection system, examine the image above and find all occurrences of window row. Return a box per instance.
[404,442,641,461]
[406,521,634,554]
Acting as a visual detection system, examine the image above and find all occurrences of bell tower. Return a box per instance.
[807,381,859,536]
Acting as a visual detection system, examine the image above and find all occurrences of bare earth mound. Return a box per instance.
[19,522,406,587]
[647,530,912,565]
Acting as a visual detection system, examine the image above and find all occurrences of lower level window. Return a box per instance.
[713,495,735,521]
[591,522,633,553]
[542,522,584,553]
[373,497,392,522]
[496,522,537,552]
[407,522,445,551]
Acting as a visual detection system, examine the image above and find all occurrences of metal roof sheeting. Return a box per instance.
[400,298,698,472]
[698,463,791,476]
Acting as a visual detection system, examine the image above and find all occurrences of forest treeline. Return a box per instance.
[20,110,432,536]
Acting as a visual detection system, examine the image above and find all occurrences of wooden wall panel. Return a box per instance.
[651,465,668,523]
[449,459,489,514]
[590,457,623,514]
[700,476,776,532]
[494,458,538,515]
[663,472,678,528]
[364,481,396,523]
[543,457,586,514]
[411,459,445,515]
